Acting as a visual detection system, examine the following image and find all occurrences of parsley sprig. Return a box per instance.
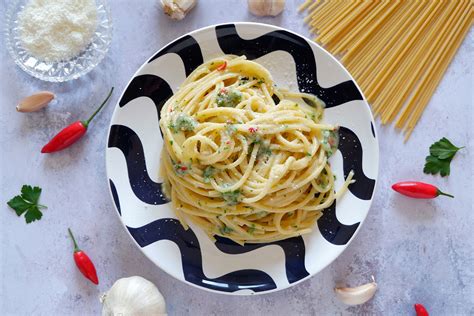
[423,138,464,177]
[7,185,46,223]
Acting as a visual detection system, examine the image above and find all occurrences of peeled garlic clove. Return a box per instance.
[17,91,55,112]
[161,0,197,20]
[334,276,377,306]
[248,0,285,17]
[101,276,166,316]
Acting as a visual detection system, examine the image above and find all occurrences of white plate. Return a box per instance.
[106,22,379,295]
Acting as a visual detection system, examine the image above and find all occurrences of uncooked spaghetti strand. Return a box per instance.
[305,0,333,24]
[315,1,357,35]
[396,0,471,129]
[400,5,473,139]
[311,0,346,34]
[348,0,423,80]
[298,0,315,12]
[365,0,447,102]
[326,0,379,52]
[380,0,465,123]
[355,1,437,92]
[316,1,363,41]
[331,0,393,55]
[341,0,411,67]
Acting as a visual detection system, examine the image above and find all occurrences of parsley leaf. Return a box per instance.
[7,196,31,216]
[21,185,42,205]
[423,156,451,177]
[423,138,463,177]
[429,137,464,160]
[7,185,46,223]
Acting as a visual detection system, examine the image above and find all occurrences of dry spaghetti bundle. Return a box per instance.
[300,0,473,140]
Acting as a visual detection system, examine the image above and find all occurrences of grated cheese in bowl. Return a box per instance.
[18,0,98,62]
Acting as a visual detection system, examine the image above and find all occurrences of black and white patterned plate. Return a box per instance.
[106,23,379,295]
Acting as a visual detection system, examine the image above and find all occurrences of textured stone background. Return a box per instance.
[1,1,473,315]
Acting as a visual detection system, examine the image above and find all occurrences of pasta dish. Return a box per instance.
[159,55,353,244]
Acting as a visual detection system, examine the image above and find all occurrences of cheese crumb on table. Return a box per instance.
[18,0,98,62]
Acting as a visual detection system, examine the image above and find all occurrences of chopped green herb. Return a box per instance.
[7,185,46,224]
[169,140,173,145]
[257,145,272,158]
[305,152,312,157]
[203,166,215,183]
[321,129,339,157]
[216,88,242,107]
[226,123,237,135]
[248,133,262,145]
[170,113,197,133]
[172,160,190,176]
[423,137,464,176]
[221,189,242,205]
[248,224,256,234]
[219,225,233,235]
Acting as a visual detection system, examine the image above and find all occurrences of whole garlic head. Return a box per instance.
[101,276,167,316]
[248,0,285,17]
[161,0,197,20]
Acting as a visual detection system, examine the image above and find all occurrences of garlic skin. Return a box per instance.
[101,276,167,316]
[161,0,197,20]
[17,91,54,112]
[334,276,377,306]
[248,0,285,17]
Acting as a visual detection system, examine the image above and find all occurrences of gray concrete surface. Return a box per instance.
[1,0,473,315]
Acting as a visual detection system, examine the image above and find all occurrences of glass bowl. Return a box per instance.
[4,0,113,82]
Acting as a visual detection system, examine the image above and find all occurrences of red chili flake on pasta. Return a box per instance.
[226,140,231,144]
[217,61,227,71]
[248,127,257,133]
[180,166,188,171]
[220,88,227,94]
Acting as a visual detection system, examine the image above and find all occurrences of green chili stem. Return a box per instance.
[83,87,114,128]
[437,189,454,198]
[68,228,81,252]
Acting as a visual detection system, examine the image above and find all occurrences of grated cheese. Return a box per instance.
[18,0,98,62]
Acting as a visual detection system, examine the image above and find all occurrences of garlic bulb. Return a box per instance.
[248,0,285,17]
[161,0,197,20]
[334,276,377,305]
[101,276,167,316]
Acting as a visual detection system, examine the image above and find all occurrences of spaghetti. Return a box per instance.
[159,56,353,244]
[300,0,473,140]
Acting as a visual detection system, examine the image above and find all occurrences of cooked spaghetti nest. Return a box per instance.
[159,55,354,244]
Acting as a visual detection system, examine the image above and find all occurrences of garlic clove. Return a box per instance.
[161,0,197,20]
[248,0,285,17]
[334,276,377,306]
[17,91,55,112]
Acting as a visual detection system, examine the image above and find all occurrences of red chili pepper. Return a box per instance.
[41,87,114,153]
[392,181,453,199]
[217,61,227,71]
[68,228,99,285]
[414,303,429,316]
[248,127,257,133]
[180,166,188,171]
